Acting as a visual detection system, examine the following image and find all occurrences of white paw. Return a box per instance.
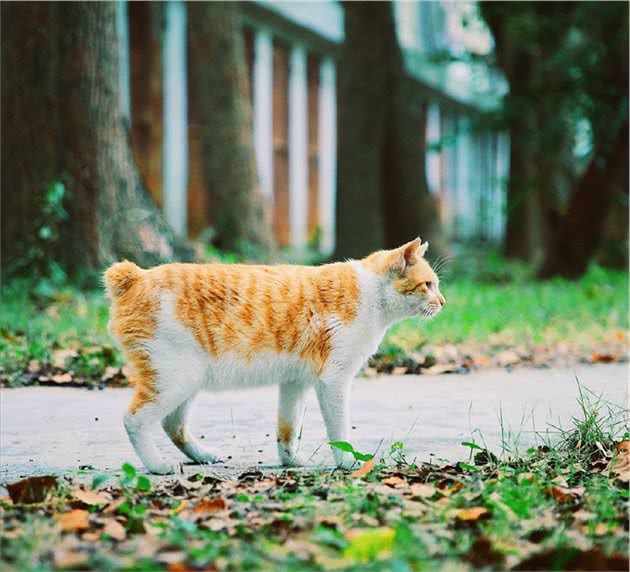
[146,461,183,475]
[279,453,307,467]
[189,450,222,464]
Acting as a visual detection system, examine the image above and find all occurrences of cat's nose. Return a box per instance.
[438,295,445,307]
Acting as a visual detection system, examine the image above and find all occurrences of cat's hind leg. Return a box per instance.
[162,397,221,464]
[277,382,309,466]
[124,388,183,475]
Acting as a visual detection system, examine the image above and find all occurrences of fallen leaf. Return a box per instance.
[27,360,41,373]
[101,366,120,382]
[53,549,89,569]
[351,457,375,478]
[549,485,583,504]
[51,373,73,384]
[193,497,228,515]
[362,367,378,377]
[591,352,617,363]
[7,475,58,504]
[54,509,90,532]
[455,507,489,521]
[391,366,408,375]
[103,518,126,541]
[409,483,437,499]
[496,350,520,367]
[382,476,405,487]
[72,488,110,506]
[52,349,79,369]
[344,527,395,562]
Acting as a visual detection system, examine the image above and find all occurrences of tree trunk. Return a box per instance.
[188,2,273,256]
[334,2,389,259]
[1,2,61,277]
[383,68,447,257]
[335,2,445,260]
[1,2,191,280]
[538,120,628,279]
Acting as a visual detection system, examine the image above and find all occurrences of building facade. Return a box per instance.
[117,0,509,254]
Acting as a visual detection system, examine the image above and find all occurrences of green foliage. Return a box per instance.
[6,181,70,285]
[329,441,374,462]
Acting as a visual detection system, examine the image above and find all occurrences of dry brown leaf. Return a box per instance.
[54,509,90,532]
[193,497,228,515]
[103,518,126,541]
[53,549,89,569]
[591,352,617,363]
[549,485,583,504]
[496,350,520,367]
[51,373,73,384]
[72,488,110,506]
[382,476,405,487]
[409,483,437,499]
[391,366,408,376]
[351,457,375,478]
[27,360,41,373]
[607,440,630,482]
[7,475,58,504]
[52,349,79,369]
[455,506,489,521]
[101,366,121,382]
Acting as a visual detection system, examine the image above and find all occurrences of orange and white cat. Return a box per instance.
[104,238,445,474]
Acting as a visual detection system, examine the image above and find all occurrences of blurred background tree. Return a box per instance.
[480,1,629,276]
[1,2,192,281]
[0,1,627,284]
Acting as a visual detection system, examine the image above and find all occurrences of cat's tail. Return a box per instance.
[103,260,144,298]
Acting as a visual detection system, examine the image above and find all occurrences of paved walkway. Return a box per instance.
[1,364,627,484]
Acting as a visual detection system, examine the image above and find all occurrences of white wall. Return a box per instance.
[162,0,188,236]
[318,58,337,254]
[253,29,274,200]
[288,45,309,248]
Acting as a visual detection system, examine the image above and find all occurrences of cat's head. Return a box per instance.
[361,238,445,320]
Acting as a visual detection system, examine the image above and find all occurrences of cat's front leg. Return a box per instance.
[316,378,356,470]
[277,382,309,466]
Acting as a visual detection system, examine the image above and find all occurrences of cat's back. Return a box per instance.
[105,260,365,376]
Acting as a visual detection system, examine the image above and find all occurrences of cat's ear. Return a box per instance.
[396,238,428,271]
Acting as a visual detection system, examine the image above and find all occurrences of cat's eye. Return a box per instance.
[425,281,433,289]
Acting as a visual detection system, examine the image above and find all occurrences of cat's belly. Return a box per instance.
[203,352,318,390]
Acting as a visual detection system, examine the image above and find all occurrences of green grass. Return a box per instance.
[388,265,628,349]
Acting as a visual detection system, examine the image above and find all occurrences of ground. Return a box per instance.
[1,364,626,484]
[1,364,628,571]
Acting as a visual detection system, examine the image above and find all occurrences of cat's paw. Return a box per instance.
[146,461,183,475]
[279,452,307,467]
[188,449,222,465]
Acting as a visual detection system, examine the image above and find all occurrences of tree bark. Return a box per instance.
[538,120,628,279]
[188,2,273,256]
[1,2,191,280]
[335,2,445,260]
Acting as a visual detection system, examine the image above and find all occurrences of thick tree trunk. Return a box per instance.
[538,121,628,279]
[1,2,61,277]
[1,2,190,280]
[188,2,273,256]
[335,2,445,260]
[383,69,447,257]
[334,2,389,259]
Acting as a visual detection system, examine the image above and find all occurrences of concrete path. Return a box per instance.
[1,364,627,485]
